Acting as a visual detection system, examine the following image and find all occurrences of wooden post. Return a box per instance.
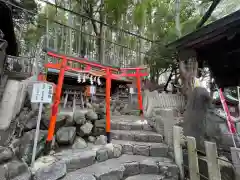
[173,126,184,180]
[80,92,84,109]
[205,141,221,180]
[187,136,200,180]
[73,91,76,112]
[230,147,240,180]
[63,92,68,108]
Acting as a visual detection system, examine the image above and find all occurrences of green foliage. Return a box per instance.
[21,0,37,11]
[17,0,239,71]
[105,0,130,25]
[24,5,66,48]
[12,0,37,19]
[144,0,210,80]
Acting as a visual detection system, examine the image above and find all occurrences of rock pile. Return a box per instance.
[0,90,141,180]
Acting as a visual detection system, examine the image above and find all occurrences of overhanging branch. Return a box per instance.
[196,0,221,29]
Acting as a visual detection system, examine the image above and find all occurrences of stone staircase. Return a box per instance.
[46,116,179,180]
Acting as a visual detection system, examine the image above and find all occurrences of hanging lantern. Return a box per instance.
[77,73,81,83]
[83,74,86,82]
[97,77,101,85]
[90,75,93,85]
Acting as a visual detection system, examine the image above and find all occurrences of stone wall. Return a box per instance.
[0,76,38,146]
[143,90,185,146]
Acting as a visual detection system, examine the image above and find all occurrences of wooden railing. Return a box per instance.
[173,126,239,180]
[142,90,185,118]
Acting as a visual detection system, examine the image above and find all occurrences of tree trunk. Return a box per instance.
[179,59,198,99]
[98,0,106,64]
[175,0,182,37]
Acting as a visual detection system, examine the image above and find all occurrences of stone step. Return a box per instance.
[61,154,178,180]
[32,140,171,180]
[112,139,168,157]
[111,130,163,143]
[111,116,153,131]
[125,174,169,180]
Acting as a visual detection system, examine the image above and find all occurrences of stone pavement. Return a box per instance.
[31,115,179,180]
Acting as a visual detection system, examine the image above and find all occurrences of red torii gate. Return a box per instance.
[118,67,148,116]
[43,50,148,152]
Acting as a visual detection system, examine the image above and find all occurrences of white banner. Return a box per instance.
[31,82,53,104]
[129,87,134,94]
[90,85,96,94]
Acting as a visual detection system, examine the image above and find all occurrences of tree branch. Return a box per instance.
[164,67,174,92]
[82,0,99,35]
[196,0,221,29]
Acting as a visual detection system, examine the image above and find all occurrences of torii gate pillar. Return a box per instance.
[105,67,111,143]
[136,69,143,115]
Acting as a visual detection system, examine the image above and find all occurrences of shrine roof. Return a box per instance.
[166,10,240,88]
[167,10,240,50]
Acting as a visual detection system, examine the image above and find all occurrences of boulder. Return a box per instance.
[73,111,86,125]
[32,156,66,180]
[59,111,74,126]
[95,105,106,119]
[79,122,93,136]
[96,148,108,162]
[86,103,93,109]
[56,127,76,145]
[85,110,98,121]
[92,127,105,136]
[0,165,7,180]
[4,160,30,179]
[88,136,96,143]
[9,138,21,155]
[92,103,99,110]
[119,103,125,110]
[24,116,38,131]
[92,119,105,136]
[0,146,13,163]
[19,130,47,165]
[72,137,87,149]
[115,106,122,112]
[95,135,107,145]
[94,119,105,128]
[18,110,37,133]
[113,144,122,158]
[103,143,114,158]
[42,114,67,131]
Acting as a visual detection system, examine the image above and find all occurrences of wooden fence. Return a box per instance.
[142,90,185,118]
[173,126,240,180]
